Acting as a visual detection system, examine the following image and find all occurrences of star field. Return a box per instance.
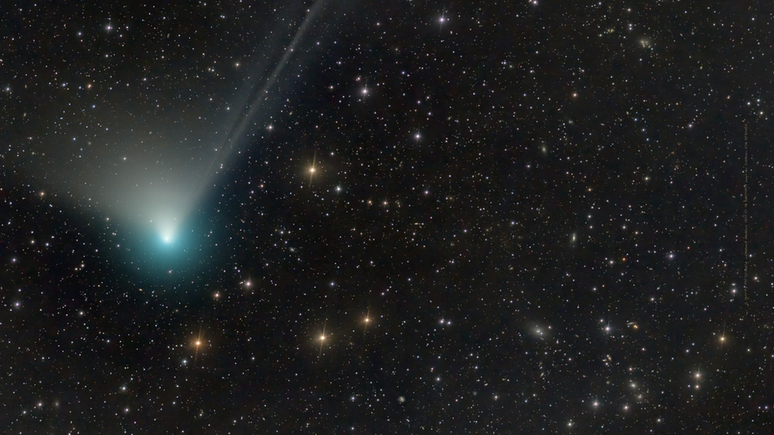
[2,0,774,433]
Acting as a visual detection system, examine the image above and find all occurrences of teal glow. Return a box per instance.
[113,211,214,285]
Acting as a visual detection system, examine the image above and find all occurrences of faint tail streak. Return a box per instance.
[200,0,326,189]
[743,122,748,304]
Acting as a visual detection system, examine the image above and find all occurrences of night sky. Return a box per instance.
[2,0,773,433]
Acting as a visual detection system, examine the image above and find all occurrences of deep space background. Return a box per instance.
[2,0,774,433]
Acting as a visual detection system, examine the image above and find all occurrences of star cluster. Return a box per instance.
[2,0,774,433]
